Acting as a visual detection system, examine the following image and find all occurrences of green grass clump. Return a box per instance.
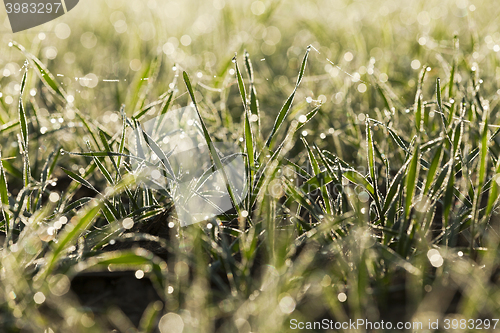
[1,0,500,332]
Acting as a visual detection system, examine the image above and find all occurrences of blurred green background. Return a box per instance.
[1,0,500,332]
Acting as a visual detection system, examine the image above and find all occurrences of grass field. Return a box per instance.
[1,0,500,332]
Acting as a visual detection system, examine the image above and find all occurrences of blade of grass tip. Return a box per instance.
[234,55,254,165]
[235,54,255,209]
[0,149,11,236]
[183,71,241,215]
[244,51,261,140]
[10,41,67,101]
[233,54,248,110]
[436,78,449,130]
[366,120,384,224]
[265,45,311,149]
[160,86,176,116]
[376,84,393,112]
[296,106,321,131]
[415,67,428,134]
[19,68,27,94]
[19,72,28,148]
[133,98,164,120]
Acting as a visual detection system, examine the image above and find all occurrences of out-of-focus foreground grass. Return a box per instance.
[1,0,500,332]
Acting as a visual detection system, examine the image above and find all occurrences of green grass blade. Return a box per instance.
[233,55,248,110]
[485,158,500,218]
[343,170,375,195]
[404,143,420,220]
[17,134,31,212]
[75,110,101,150]
[42,202,102,277]
[34,146,61,210]
[235,55,255,200]
[11,41,67,101]
[386,126,411,154]
[470,113,489,249]
[183,71,240,215]
[383,158,411,216]
[423,143,443,195]
[244,51,261,139]
[265,46,310,149]
[296,106,321,131]
[366,120,383,223]
[0,149,10,235]
[436,78,449,129]
[415,93,423,133]
[61,167,99,194]
[139,125,175,181]
[92,150,115,185]
[117,105,127,169]
[302,137,332,215]
[449,58,456,98]
[18,72,28,148]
